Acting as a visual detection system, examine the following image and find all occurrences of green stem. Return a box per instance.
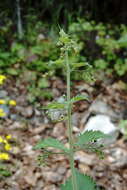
[66,51,78,190]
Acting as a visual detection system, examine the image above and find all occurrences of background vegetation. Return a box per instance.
[1,0,127,102]
[1,1,127,189]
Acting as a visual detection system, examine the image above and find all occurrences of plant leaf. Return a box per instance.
[34,137,69,153]
[118,34,127,47]
[42,102,67,109]
[61,169,98,190]
[70,95,89,103]
[0,164,11,177]
[6,68,19,76]
[38,78,49,88]
[71,62,89,68]
[75,130,109,146]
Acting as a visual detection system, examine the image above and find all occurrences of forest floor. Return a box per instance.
[0,73,127,190]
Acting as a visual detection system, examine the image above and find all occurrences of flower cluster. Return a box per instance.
[0,100,17,117]
[0,108,6,117]
[0,75,16,117]
[0,100,17,106]
[57,29,80,55]
[0,135,11,160]
[0,76,13,161]
[0,75,6,85]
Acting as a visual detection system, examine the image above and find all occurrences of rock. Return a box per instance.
[73,126,80,133]
[9,121,25,130]
[52,122,65,138]
[57,166,67,175]
[110,173,124,190]
[21,106,33,118]
[35,179,44,190]
[57,96,65,103]
[30,124,47,134]
[81,100,120,127]
[34,109,41,116]
[10,114,18,120]
[75,83,94,93]
[74,151,96,166]
[52,88,60,97]
[16,95,27,105]
[0,90,8,98]
[30,116,44,126]
[37,33,45,42]
[7,183,20,190]
[42,171,63,183]
[78,163,90,173]
[23,169,37,186]
[112,80,127,90]
[108,147,127,168]
[89,100,118,119]
[23,143,35,156]
[72,112,80,127]
[82,114,118,145]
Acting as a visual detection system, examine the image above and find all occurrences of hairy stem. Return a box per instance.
[66,51,78,190]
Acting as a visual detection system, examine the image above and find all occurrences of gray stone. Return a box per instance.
[0,90,8,98]
[89,100,118,119]
[82,114,118,145]
[34,109,41,116]
[21,106,33,118]
[42,171,63,183]
[57,166,67,175]
[108,147,127,168]
[81,100,120,127]
[74,151,96,166]
[10,114,18,120]
[72,112,80,127]
[52,122,65,137]
[37,33,45,41]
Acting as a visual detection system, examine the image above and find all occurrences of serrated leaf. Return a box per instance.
[76,130,109,146]
[49,59,64,66]
[61,169,98,190]
[72,62,89,68]
[70,95,89,103]
[34,137,69,153]
[43,102,66,109]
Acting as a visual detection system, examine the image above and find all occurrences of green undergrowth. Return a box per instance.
[1,17,127,79]
[1,17,127,105]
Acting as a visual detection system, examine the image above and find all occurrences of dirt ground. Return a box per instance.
[0,75,127,190]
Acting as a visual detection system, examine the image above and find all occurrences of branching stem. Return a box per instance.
[66,51,78,190]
